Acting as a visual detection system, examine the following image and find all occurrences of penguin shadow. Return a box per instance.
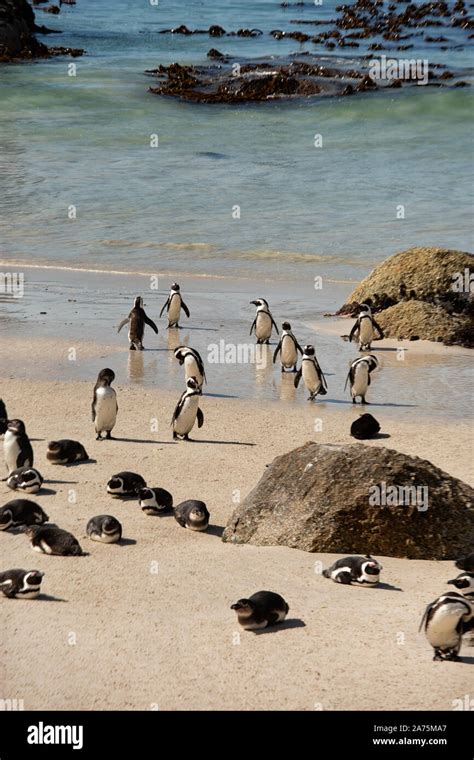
[191,439,256,446]
[44,479,77,485]
[36,487,57,496]
[371,433,391,440]
[253,618,306,635]
[180,326,220,332]
[118,537,137,547]
[371,347,408,352]
[203,393,240,399]
[111,437,175,445]
[206,524,224,538]
[456,655,474,665]
[37,593,68,603]
[324,399,418,408]
[54,459,97,467]
[374,582,404,592]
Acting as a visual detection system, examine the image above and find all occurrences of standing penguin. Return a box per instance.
[92,368,118,441]
[273,322,303,372]
[174,346,206,387]
[249,299,279,344]
[349,304,384,351]
[294,345,327,400]
[345,355,379,404]
[3,420,34,474]
[171,377,204,441]
[0,569,44,599]
[0,399,8,435]
[231,591,289,631]
[420,591,474,661]
[323,555,382,585]
[160,283,190,328]
[117,296,158,350]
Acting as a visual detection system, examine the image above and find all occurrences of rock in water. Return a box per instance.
[337,247,473,347]
[222,442,474,559]
[350,414,380,439]
[0,0,48,60]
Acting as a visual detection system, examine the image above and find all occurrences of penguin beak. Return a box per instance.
[250,301,258,306]
[231,602,242,610]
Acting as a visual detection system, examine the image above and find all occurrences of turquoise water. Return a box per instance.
[0,0,473,280]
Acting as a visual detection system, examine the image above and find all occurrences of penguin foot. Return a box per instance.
[361,398,369,404]
[106,433,114,440]
[352,398,356,404]
[96,435,102,441]
[129,344,136,351]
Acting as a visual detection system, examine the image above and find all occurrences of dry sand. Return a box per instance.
[1,376,473,711]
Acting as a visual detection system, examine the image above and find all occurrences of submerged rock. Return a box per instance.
[222,442,474,559]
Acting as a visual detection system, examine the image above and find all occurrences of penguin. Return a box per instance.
[0,399,8,435]
[174,500,209,531]
[171,377,204,441]
[294,345,327,400]
[322,555,383,585]
[174,346,207,387]
[420,591,474,661]
[107,471,147,497]
[350,413,381,440]
[46,440,89,464]
[0,499,49,531]
[345,354,379,404]
[455,553,474,572]
[3,419,34,474]
[448,572,474,594]
[349,304,384,351]
[117,296,158,350]
[249,299,279,344]
[273,322,303,372]
[0,569,44,599]
[6,467,43,494]
[86,515,122,544]
[138,487,173,515]
[231,591,289,630]
[25,525,85,556]
[160,283,190,328]
[92,368,118,440]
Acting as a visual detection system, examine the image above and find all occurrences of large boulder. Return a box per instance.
[337,247,473,348]
[0,0,48,60]
[222,442,474,560]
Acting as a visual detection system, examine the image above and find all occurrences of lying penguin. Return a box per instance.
[6,467,43,494]
[420,591,474,661]
[25,525,85,556]
[174,500,209,531]
[0,569,44,599]
[47,440,89,465]
[86,515,122,544]
[0,499,49,530]
[231,591,289,631]
[350,413,380,440]
[138,487,173,516]
[455,553,474,572]
[323,555,382,586]
[107,471,147,497]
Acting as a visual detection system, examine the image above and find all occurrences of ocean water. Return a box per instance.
[0,0,472,281]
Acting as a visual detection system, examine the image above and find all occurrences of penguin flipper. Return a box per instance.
[272,341,282,364]
[294,369,302,388]
[171,392,186,426]
[344,368,353,392]
[117,318,129,334]
[196,408,204,428]
[349,321,359,342]
[144,314,159,334]
[160,298,169,317]
[372,318,384,339]
[181,300,190,318]
[249,318,256,336]
[296,340,303,355]
[419,602,434,633]
[271,316,280,335]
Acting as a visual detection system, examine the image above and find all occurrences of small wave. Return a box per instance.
[102,240,218,252]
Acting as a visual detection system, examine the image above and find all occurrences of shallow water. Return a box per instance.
[0,0,472,281]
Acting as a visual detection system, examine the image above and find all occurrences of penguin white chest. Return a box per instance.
[352,364,369,396]
[426,605,466,648]
[281,336,297,366]
[95,387,117,432]
[359,318,374,345]
[174,395,199,435]
[256,312,272,340]
[302,361,320,393]
[184,355,202,385]
[168,295,181,323]
[4,432,21,473]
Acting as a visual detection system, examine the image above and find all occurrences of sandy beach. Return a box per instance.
[1,374,472,711]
